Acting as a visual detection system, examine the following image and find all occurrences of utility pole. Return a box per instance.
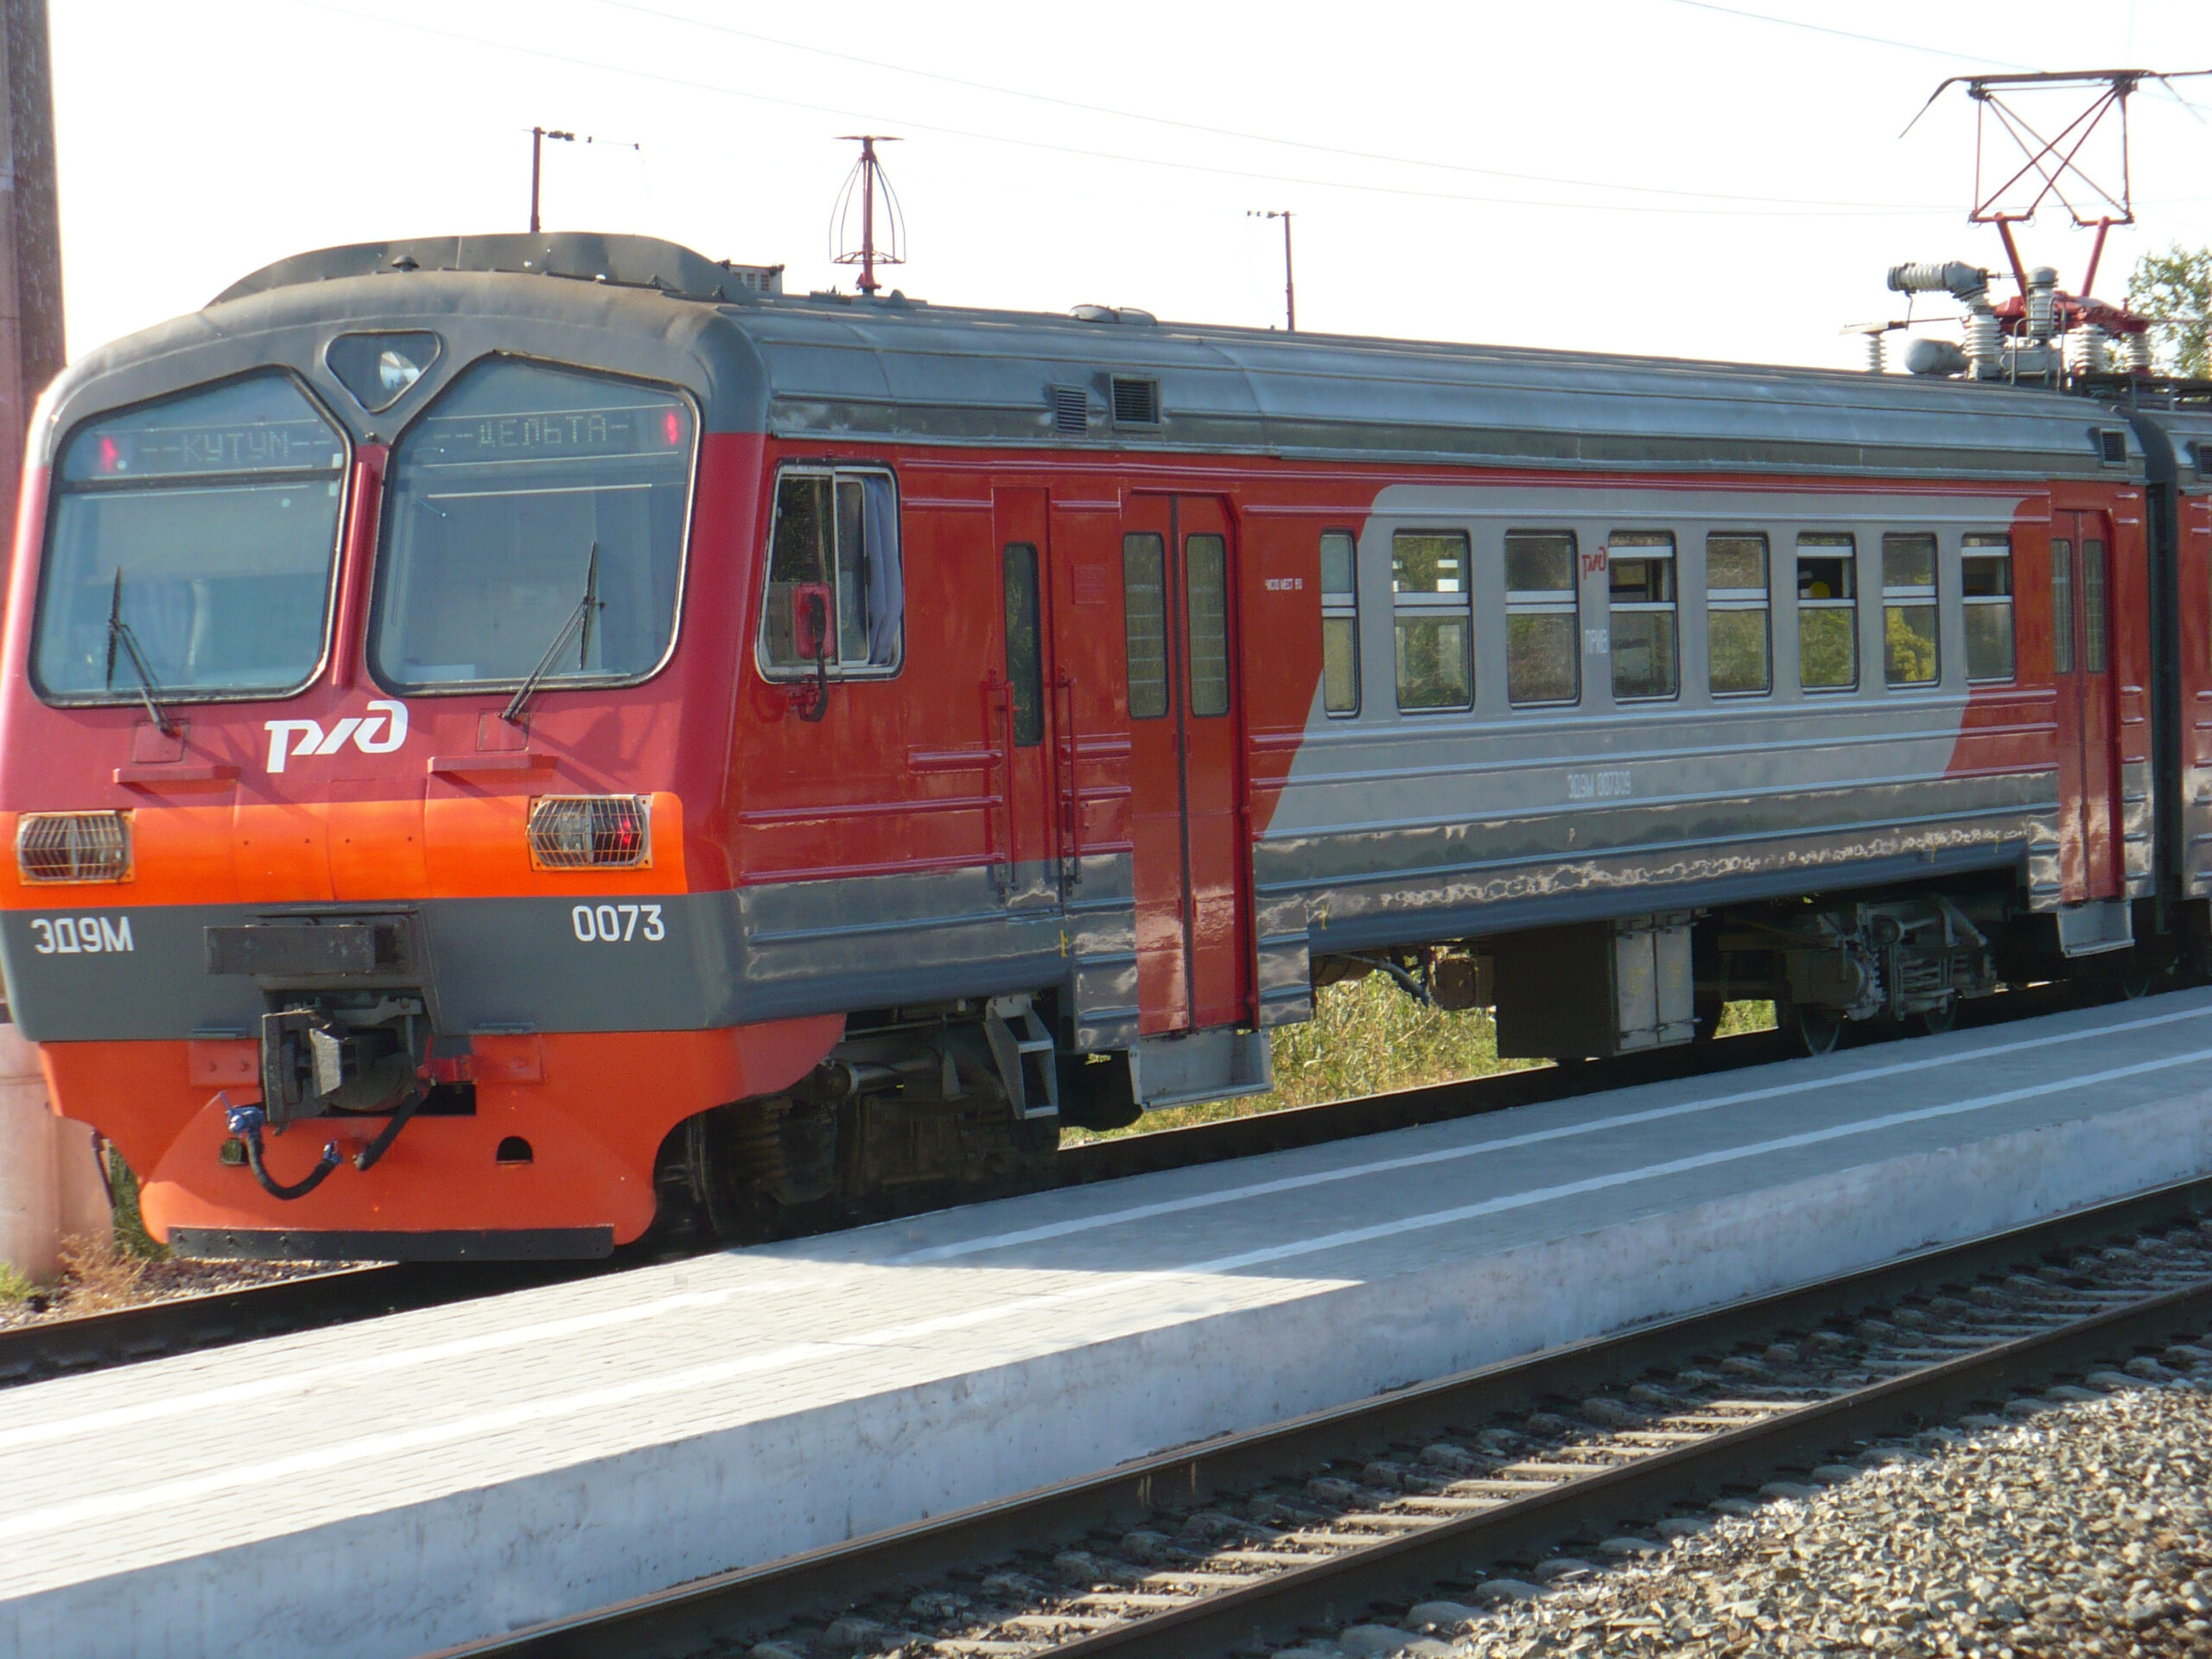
[0,0,98,1287]
[0,0,60,555]
[529,126,575,234]
[1249,209,1295,331]
[832,136,905,296]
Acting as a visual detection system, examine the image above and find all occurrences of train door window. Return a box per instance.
[2051,539,2075,674]
[1185,534,1230,717]
[1707,533,1771,696]
[2082,536,2108,673]
[1391,530,1472,712]
[1320,530,1359,716]
[1961,534,2015,683]
[1122,531,1171,719]
[760,466,903,678]
[1881,532,1939,687]
[1003,543,1043,746]
[1796,533,1858,691]
[1608,532,1677,701]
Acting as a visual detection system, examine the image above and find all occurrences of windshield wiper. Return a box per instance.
[105,569,177,737]
[502,542,601,727]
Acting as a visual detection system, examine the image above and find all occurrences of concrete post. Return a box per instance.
[0,2,81,1286]
[0,1027,109,1282]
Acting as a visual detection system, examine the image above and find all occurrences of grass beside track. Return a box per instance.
[1066,979,1778,1144]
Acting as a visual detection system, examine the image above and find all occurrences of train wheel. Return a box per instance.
[1916,999,1957,1037]
[1796,1006,1847,1056]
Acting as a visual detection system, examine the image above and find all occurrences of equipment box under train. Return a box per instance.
[1493,913,1696,1059]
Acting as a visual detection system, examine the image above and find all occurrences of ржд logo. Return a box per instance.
[263,700,410,772]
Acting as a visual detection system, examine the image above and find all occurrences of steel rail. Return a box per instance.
[423,1171,2212,1659]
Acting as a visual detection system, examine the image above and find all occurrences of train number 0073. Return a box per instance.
[571,903,666,944]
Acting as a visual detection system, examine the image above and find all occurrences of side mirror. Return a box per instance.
[791,583,833,661]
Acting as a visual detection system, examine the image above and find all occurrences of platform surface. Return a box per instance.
[6,991,2212,1658]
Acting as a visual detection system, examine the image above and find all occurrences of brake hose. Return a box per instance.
[222,1098,342,1202]
[351,1085,426,1173]
[219,1083,428,1201]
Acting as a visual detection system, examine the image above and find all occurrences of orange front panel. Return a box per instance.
[41,1014,842,1246]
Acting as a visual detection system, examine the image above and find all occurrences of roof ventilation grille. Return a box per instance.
[1051,386,1089,435]
[1111,377,1160,426]
[2099,428,2128,467]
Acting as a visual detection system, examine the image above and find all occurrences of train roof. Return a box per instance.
[47,232,2146,486]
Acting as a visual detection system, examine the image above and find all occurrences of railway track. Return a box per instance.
[0,977,2096,1390]
[427,1173,2212,1659]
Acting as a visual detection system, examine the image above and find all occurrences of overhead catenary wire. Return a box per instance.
[278,0,1966,220]
[588,0,1954,214]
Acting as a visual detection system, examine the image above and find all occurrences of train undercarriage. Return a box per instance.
[649,874,2197,1245]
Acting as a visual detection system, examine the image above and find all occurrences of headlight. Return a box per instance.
[526,796,651,870]
[16,811,131,883]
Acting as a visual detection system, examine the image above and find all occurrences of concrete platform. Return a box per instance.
[6,991,2212,1659]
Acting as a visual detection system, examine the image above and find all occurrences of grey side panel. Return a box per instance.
[1062,852,1140,1052]
[0,856,1140,1043]
[2124,757,2155,897]
[1252,892,1315,1028]
[1263,772,2054,954]
[730,858,1094,1024]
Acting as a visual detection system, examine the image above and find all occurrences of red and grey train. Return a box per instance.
[1,231,2207,1260]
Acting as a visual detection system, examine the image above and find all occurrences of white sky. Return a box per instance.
[49,0,2212,372]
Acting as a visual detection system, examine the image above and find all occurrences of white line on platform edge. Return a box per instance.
[891,1000,2212,1264]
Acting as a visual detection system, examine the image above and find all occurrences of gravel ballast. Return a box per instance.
[1364,1360,2212,1657]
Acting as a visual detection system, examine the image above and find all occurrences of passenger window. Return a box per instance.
[762,467,904,675]
[1707,534,1771,696]
[1392,531,1472,711]
[2051,539,2075,675]
[1320,530,1359,716]
[1882,532,1939,687]
[1608,532,1677,700]
[1505,531,1580,706]
[2082,538,2108,673]
[1796,534,1858,691]
[1961,534,2015,683]
[1122,532,1170,719]
[1185,534,1230,717]
[1003,543,1043,746]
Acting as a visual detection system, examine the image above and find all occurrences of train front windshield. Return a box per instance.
[369,359,694,694]
[32,375,347,702]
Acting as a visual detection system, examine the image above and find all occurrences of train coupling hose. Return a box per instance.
[219,1095,341,1202]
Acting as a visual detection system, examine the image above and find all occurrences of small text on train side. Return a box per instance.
[573,903,665,943]
[29,915,133,955]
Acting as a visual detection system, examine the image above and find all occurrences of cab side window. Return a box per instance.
[761,467,904,676]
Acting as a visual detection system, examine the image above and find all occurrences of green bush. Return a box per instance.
[103,1147,168,1262]
[1070,982,1778,1143]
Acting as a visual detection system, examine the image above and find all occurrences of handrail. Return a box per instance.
[1054,670,1083,892]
